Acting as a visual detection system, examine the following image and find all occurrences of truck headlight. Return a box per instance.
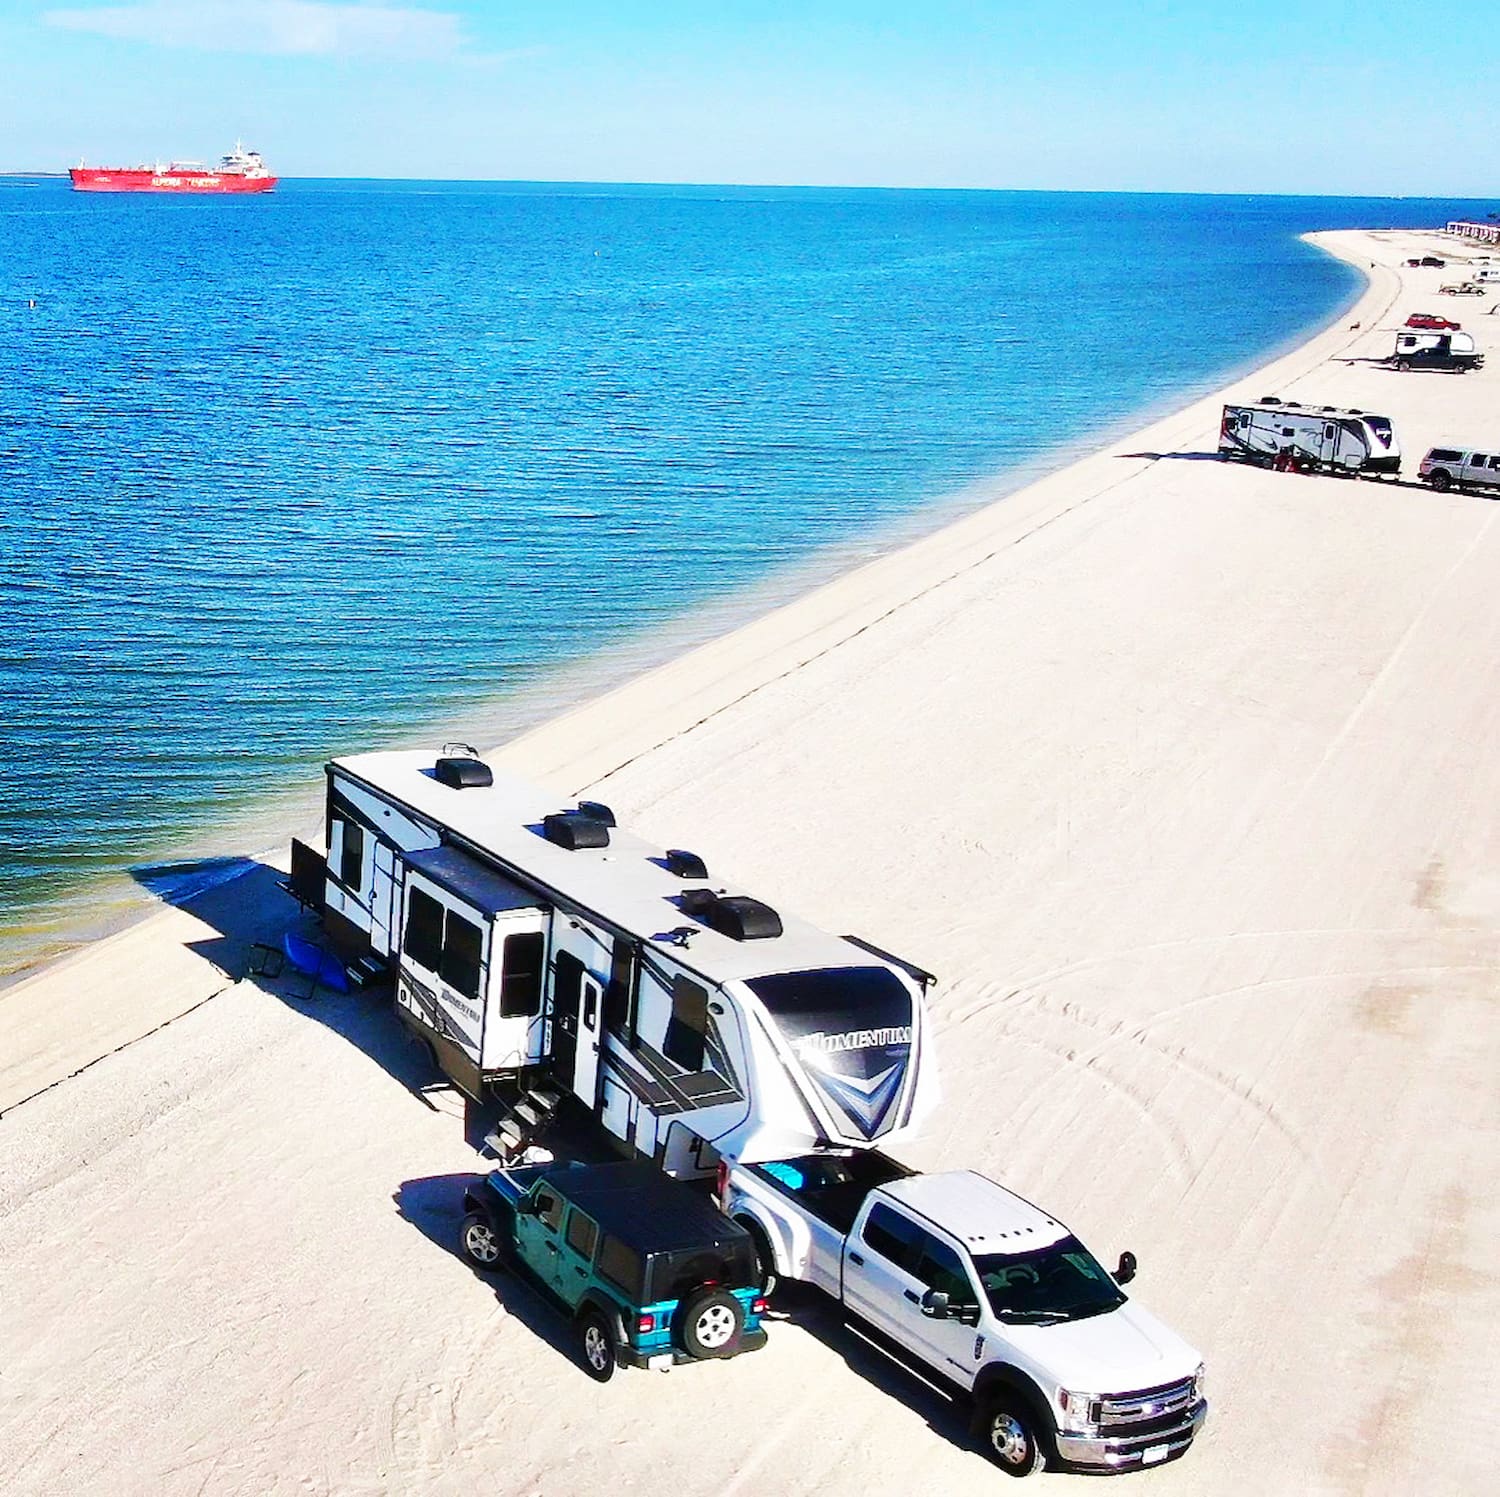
[1192,1362,1207,1405]
[1057,1387,1098,1433]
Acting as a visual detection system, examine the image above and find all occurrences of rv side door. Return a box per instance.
[547,916,608,1110]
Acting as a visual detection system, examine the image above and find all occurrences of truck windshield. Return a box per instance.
[973,1235,1125,1324]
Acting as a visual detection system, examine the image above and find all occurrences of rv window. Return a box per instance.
[440,911,484,1002]
[1323,424,1335,439]
[1280,427,1294,438]
[1238,412,1251,427]
[663,976,710,1071]
[499,931,545,1018]
[404,887,444,972]
[339,821,364,890]
[565,1209,599,1262]
[605,938,637,1039]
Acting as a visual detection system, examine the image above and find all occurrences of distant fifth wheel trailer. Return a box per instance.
[1219,400,1400,476]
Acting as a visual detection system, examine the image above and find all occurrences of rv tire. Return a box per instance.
[577,1308,618,1382]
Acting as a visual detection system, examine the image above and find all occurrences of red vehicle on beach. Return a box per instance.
[1406,313,1460,331]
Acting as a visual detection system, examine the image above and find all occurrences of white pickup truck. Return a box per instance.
[722,1152,1207,1478]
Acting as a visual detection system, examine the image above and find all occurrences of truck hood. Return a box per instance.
[1004,1298,1200,1393]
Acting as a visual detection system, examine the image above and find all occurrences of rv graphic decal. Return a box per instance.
[746,966,915,1142]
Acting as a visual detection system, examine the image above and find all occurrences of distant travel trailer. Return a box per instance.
[1218,400,1400,476]
[1417,446,1500,495]
[1388,329,1484,373]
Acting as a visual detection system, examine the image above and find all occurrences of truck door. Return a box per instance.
[548,916,607,1109]
[845,1202,984,1389]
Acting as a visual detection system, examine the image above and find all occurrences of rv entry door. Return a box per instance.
[549,918,607,1109]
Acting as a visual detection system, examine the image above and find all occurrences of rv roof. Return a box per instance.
[332,749,909,989]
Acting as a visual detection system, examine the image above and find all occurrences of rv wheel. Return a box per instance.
[577,1308,618,1383]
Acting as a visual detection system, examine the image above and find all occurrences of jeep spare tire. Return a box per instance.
[678,1288,745,1359]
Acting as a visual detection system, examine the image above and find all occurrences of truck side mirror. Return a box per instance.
[1115,1250,1137,1285]
[920,1289,951,1318]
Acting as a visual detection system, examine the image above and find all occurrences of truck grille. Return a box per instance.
[1095,1376,1198,1432]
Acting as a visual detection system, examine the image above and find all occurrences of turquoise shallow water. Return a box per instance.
[0,182,1479,976]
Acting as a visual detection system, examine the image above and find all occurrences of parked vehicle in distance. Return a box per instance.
[460,1160,769,1380]
[1406,312,1460,330]
[1388,329,1484,372]
[1218,399,1400,476]
[723,1154,1207,1477]
[1420,255,1446,267]
[1417,446,1500,495]
[1439,282,1486,296]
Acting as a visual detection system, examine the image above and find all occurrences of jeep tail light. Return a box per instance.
[752,1297,767,1316]
[636,1313,655,1335]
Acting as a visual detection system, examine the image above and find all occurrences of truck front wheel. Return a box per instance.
[980,1398,1046,1478]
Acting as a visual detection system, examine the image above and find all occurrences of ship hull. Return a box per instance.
[69,169,277,194]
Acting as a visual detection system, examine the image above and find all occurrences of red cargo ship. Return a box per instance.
[69,142,277,194]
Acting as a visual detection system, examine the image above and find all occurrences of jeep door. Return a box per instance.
[554,1207,601,1307]
[514,1185,567,1283]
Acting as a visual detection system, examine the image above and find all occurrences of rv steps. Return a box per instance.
[483,1083,568,1162]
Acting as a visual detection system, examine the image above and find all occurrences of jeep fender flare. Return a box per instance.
[575,1290,627,1348]
[969,1363,1057,1441]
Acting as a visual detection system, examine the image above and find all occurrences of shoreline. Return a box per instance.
[3,227,1497,1494]
[0,231,1367,993]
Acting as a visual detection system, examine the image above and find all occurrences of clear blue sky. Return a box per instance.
[2,0,1496,194]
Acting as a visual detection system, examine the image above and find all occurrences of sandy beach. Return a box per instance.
[2,228,1497,1496]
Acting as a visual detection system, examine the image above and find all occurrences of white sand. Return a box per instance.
[2,230,1497,1496]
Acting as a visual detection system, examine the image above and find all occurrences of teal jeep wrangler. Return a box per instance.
[460,1160,769,1381]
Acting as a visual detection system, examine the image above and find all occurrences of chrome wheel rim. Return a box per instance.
[465,1223,500,1264]
[989,1413,1030,1466]
[584,1323,610,1371]
[696,1305,737,1346]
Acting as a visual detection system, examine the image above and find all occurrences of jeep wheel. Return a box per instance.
[459,1212,505,1271]
[678,1288,745,1359]
[981,1399,1046,1478]
[577,1308,617,1383]
[1430,470,1453,492]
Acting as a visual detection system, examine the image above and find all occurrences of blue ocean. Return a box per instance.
[0,182,1478,978]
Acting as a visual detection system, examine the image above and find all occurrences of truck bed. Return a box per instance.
[743,1151,912,1235]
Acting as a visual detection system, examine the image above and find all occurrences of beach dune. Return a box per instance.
[1,230,1497,1495]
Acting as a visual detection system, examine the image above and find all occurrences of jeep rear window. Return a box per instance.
[646,1243,755,1303]
[566,1209,599,1261]
[596,1235,643,1299]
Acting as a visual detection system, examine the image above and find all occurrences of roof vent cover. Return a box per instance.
[699,894,783,942]
[665,849,709,879]
[435,756,493,789]
[577,799,616,827]
[543,813,610,851]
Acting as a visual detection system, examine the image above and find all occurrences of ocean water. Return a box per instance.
[0,182,1479,978]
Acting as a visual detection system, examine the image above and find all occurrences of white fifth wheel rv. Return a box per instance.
[1218,400,1400,475]
[316,748,940,1176]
